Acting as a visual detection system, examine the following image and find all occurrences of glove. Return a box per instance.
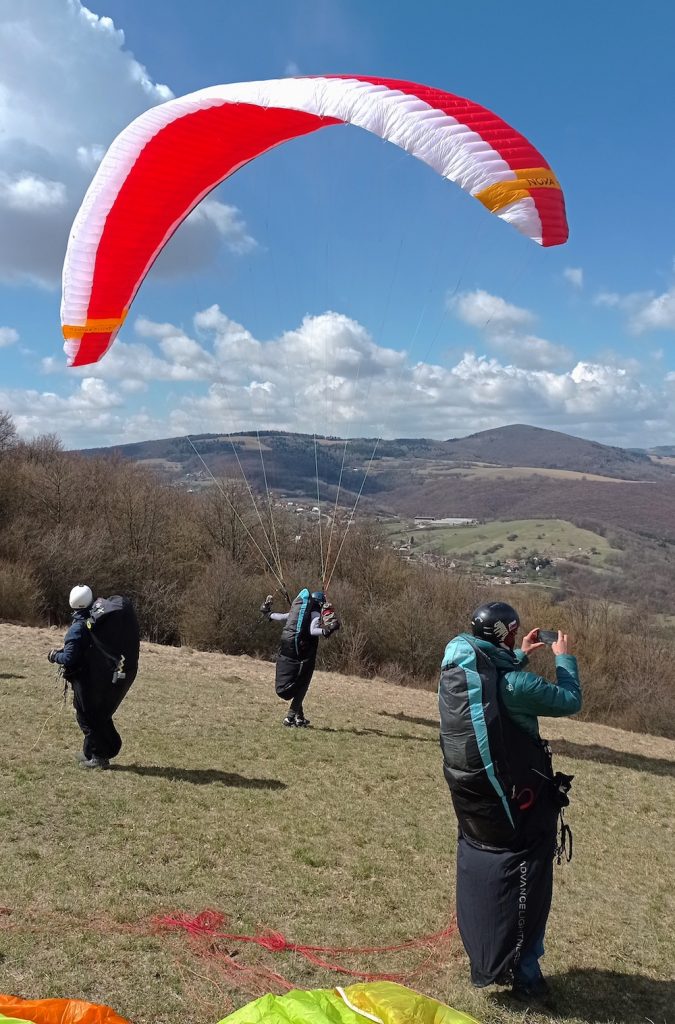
[260,595,273,617]
[47,649,61,664]
[320,605,340,637]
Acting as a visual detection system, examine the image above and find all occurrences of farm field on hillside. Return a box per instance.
[388,518,613,567]
[0,623,673,1024]
[395,466,640,484]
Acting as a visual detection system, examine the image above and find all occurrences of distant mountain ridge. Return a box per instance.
[84,422,671,484]
[441,424,660,478]
[82,423,675,542]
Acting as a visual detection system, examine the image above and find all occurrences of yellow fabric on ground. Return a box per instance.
[217,982,480,1024]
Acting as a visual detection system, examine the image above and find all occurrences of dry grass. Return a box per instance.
[404,467,639,485]
[0,622,673,1024]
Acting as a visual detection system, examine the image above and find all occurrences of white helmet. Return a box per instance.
[69,584,93,609]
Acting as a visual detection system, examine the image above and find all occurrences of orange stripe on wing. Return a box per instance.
[476,168,561,213]
[62,310,127,340]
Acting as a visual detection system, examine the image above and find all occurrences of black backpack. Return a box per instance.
[439,637,555,846]
[86,596,140,685]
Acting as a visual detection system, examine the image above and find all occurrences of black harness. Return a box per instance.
[440,639,573,854]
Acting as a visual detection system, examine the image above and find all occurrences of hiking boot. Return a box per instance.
[294,716,311,728]
[78,756,110,769]
[510,975,553,1007]
[283,714,297,727]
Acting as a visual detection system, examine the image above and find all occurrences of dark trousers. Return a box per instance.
[275,652,316,717]
[71,672,135,760]
[456,825,555,987]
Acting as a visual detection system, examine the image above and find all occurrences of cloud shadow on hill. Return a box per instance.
[111,764,287,789]
[492,968,674,1023]
[551,739,674,778]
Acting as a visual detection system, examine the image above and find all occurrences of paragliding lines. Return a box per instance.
[325,437,381,592]
[155,909,458,991]
[255,427,284,587]
[313,432,326,584]
[185,435,290,604]
[218,431,284,587]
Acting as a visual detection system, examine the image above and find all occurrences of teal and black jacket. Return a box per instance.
[279,589,323,661]
[439,634,581,847]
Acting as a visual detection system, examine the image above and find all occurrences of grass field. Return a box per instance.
[1,623,673,1024]
[388,519,613,567]
[394,466,640,485]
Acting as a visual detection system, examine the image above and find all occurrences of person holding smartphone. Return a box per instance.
[439,602,581,1006]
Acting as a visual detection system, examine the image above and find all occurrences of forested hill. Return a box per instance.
[84,422,671,485]
[82,423,675,543]
[441,424,664,478]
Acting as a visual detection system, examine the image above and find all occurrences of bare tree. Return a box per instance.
[0,411,17,454]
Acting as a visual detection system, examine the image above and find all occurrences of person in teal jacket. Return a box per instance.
[439,602,581,1006]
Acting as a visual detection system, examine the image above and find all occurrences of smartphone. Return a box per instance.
[538,629,558,645]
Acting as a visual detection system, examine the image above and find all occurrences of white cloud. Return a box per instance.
[33,304,674,448]
[451,289,535,331]
[284,60,301,76]
[119,378,147,394]
[0,374,175,448]
[0,376,126,442]
[595,281,675,334]
[0,1,254,286]
[487,331,573,370]
[629,285,675,334]
[0,173,67,211]
[76,143,105,170]
[135,318,183,340]
[450,289,570,370]
[188,199,257,254]
[0,326,19,348]
[563,267,583,289]
[594,291,622,308]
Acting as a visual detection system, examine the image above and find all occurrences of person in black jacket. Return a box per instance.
[261,588,339,727]
[47,585,136,768]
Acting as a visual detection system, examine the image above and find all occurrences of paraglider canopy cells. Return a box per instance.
[61,75,568,367]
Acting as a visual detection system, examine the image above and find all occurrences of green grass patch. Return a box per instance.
[391,519,613,567]
[0,624,673,1024]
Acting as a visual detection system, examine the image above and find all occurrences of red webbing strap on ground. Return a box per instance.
[154,909,458,988]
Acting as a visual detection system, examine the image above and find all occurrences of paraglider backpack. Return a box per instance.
[439,637,556,847]
[86,596,140,685]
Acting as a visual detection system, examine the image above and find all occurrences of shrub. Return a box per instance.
[0,409,674,738]
[0,559,42,624]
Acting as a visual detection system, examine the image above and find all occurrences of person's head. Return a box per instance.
[310,590,326,606]
[69,584,93,611]
[470,602,520,649]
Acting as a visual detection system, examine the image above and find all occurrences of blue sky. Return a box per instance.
[1,0,674,448]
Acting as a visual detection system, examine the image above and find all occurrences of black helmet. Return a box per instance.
[310,590,326,604]
[471,602,520,646]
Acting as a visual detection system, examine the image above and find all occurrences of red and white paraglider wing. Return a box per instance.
[61,76,567,367]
